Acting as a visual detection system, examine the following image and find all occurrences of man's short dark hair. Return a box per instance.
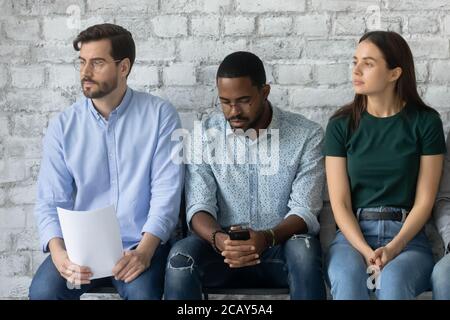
[216,51,266,88]
[73,23,135,77]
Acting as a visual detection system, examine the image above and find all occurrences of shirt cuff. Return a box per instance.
[186,204,218,231]
[141,217,171,244]
[285,208,320,236]
[41,225,63,253]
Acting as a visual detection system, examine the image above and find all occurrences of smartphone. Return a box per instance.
[228,229,250,240]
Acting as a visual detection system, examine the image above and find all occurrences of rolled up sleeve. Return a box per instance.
[285,126,325,236]
[185,161,218,229]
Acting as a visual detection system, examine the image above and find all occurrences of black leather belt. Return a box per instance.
[358,211,407,222]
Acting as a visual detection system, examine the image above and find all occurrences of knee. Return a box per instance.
[284,235,321,263]
[327,264,367,287]
[326,253,367,286]
[165,244,198,294]
[122,286,162,300]
[29,285,52,300]
[431,257,450,287]
[327,248,366,276]
[379,269,409,289]
[29,276,61,300]
[168,251,195,270]
[377,269,416,299]
[166,239,198,271]
[326,265,369,300]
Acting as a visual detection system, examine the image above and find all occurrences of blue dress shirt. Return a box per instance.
[34,87,184,252]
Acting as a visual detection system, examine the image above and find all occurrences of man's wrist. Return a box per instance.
[134,246,152,260]
[48,237,66,255]
[212,230,227,253]
[262,229,276,248]
[136,232,160,259]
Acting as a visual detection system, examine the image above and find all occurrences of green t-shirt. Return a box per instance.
[324,104,446,211]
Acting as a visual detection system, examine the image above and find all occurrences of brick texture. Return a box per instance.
[0,0,448,299]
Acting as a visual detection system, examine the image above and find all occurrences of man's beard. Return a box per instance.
[81,77,118,99]
[227,102,265,132]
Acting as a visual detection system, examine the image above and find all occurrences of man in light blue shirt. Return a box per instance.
[165,51,326,299]
[29,24,184,300]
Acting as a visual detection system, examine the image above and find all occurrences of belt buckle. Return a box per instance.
[356,208,363,221]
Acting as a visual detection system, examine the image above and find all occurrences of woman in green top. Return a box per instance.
[324,31,446,300]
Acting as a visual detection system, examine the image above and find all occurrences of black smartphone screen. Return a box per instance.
[228,229,250,240]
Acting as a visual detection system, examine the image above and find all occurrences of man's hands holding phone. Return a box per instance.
[215,226,268,268]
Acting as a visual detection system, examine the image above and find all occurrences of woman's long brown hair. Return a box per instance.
[332,31,437,131]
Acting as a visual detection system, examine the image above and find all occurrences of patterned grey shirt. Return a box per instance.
[185,104,325,235]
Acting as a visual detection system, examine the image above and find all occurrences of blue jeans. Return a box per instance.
[28,244,170,300]
[431,253,450,299]
[326,217,434,300]
[164,233,326,300]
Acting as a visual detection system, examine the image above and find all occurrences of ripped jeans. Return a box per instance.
[164,233,326,300]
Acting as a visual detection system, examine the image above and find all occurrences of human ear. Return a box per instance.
[390,67,402,82]
[262,84,271,100]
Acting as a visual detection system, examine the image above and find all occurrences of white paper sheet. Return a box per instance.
[57,205,123,279]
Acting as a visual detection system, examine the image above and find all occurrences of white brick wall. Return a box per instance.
[0,160,26,184]
[87,0,157,13]
[0,207,27,229]
[4,18,40,41]
[430,61,450,84]
[191,15,220,37]
[0,188,6,207]
[236,0,306,13]
[11,66,45,89]
[294,15,329,37]
[276,64,313,85]
[334,14,366,35]
[138,39,177,62]
[163,63,196,86]
[444,15,450,35]
[48,65,79,90]
[12,114,48,138]
[152,15,188,38]
[42,17,78,41]
[128,65,159,89]
[408,16,440,34]
[0,65,7,88]
[409,38,450,58]
[316,63,351,86]
[224,16,255,35]
[1,0,449,299]
[259,16,293,36]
